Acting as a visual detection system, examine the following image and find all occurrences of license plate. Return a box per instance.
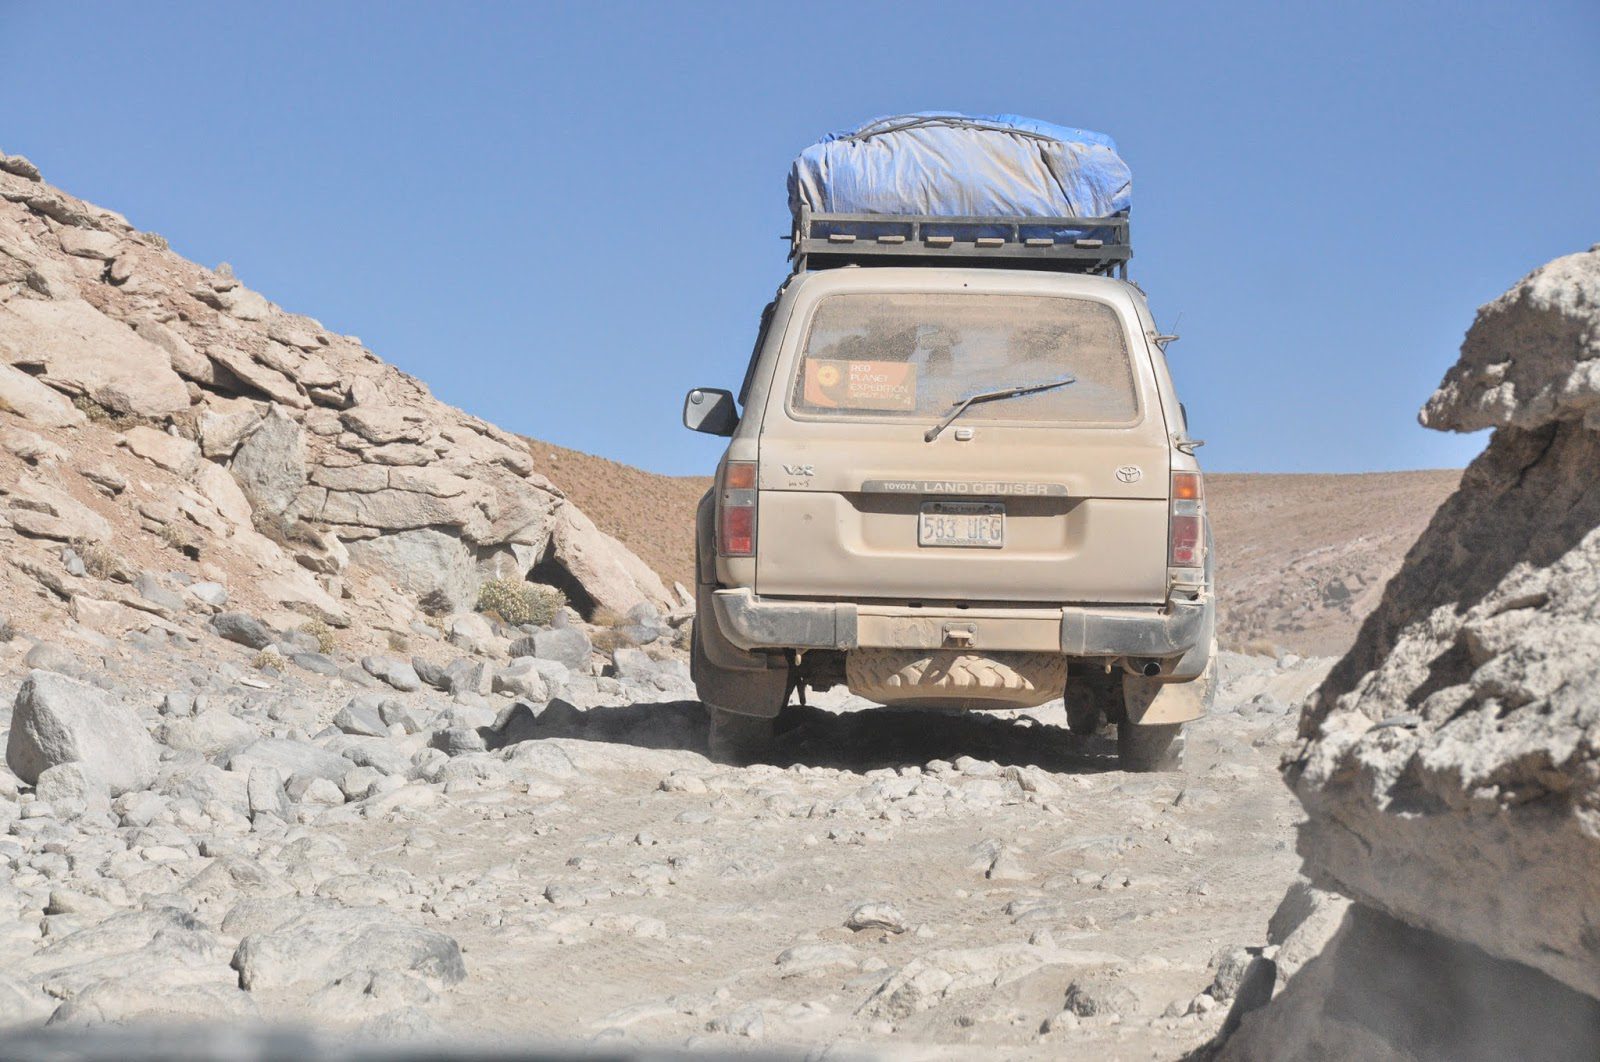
[918,501,1005,548]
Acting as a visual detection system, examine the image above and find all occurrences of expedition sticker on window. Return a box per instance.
[802,359,917,411]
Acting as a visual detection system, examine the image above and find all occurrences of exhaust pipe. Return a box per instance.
[1130,658,1163,677]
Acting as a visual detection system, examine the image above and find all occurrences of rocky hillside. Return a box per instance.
[0,150,670,655]
[1213,246,1600,1059]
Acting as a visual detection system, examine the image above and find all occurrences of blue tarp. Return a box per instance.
[787,113,1131,232]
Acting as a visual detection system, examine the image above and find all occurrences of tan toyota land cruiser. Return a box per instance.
[683,210,1213,771]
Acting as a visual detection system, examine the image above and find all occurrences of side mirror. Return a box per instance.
[683,387,738,436]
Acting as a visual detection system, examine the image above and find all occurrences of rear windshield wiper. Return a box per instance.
[924,375,1076,442]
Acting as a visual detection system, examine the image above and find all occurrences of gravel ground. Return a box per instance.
[0,618,1330,1059]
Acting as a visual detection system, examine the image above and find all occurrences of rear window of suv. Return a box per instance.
[789,293,1138,424]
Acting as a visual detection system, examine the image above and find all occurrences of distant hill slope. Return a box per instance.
[525,436,1459,656]
[1208,469,1459,656]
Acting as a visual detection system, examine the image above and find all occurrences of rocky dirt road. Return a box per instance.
[0,617,1328,1058]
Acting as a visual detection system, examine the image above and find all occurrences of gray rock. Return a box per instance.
[1063,976,1140,1018]
[431,727,487,757]
[334,696,390,737]
[610,647,660,684]
[361,655,421,692]
[246,766,289,821]
[35,762,110,820]
[291,652,340,676]
[232,906,466,990]
[133,572,185,614]
[1208,946,1256,1004]
[49,981,259,1027]
[329,735,413,777]
[847,902,908,934]
[442,657,492,697]
[197,402,263,457]
[23,641,85,678]
[162,763,250,813]
[229,739,350,787]
[522,657,571,689]
[379,700,428,734]
[446,612,495,654]
[161,710,256,756]
[533,627,591,671]
[229,406,306,517]
[411,656,448,690]
[212,612,274,650]
[626,601,662,627]
[617,623,661,647]
[188,581,229,608]
[6,670,158,794]
[275,629,321,654]
[492,658,548,701]
[348,529,480,616]
[297,777,346,807]
[0,152,41,180]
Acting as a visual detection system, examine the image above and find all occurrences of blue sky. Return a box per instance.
[3,1,1596,476]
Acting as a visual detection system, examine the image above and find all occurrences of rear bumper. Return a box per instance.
[709,588,1207,659]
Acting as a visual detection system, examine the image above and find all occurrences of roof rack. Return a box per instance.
[791,206,1131,278]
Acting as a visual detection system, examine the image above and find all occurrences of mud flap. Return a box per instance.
[1123,643,1215,725]
[1123,676,1206,724]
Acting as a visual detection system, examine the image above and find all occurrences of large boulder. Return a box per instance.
[0,360,85,427]
[231,906,465,991]
[547,502,671,617]
[1223,248,1600,1055]
[0,297,188,416]
[229,405,306,517]
[5,670,158,794]
[346,527,479,614]
[1222,906,1600,1062]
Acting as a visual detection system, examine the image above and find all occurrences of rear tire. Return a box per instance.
[706,705,777,765]
[1117,721,1184,772]
[1064,667,1119,736]
[691,619,788,765]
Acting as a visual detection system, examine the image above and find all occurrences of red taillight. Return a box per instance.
[1169,514,1202,566]
[718,461,757,557]
[1169,471,1204,568]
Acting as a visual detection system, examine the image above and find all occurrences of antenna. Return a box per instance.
[1152,310,1183,351]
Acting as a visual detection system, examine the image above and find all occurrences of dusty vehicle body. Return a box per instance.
[684,211,1213,769]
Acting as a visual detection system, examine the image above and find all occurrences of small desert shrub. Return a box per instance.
[71,395,144,430]
[386,630,409,653]
[589,627,625,656]
[300,619,336,655]
[476,579,566,627]
[72,538,122,580]
[590,606,625,629]
[525,584,567,626]
[253,509,323,550]
[156,522,188,551]
[0,617,14,642]
[141,231,169,251]
[251,649,283,671]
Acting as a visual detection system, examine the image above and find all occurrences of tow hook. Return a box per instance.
[943,623,976,647]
